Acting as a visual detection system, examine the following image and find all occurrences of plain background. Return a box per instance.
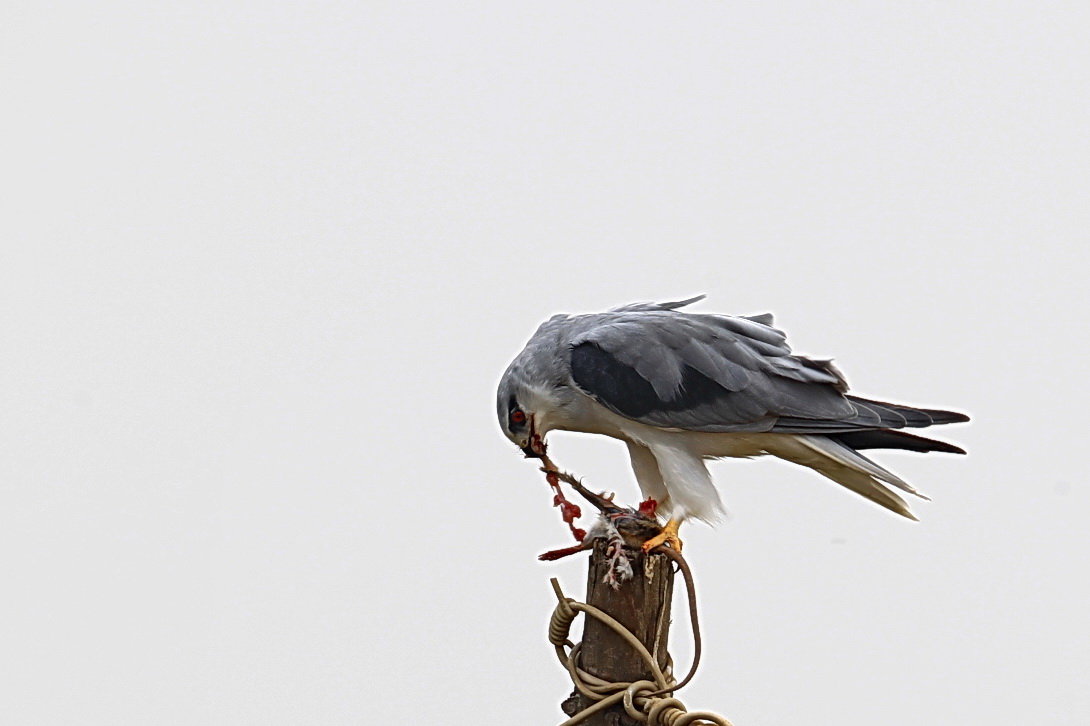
[2,2,1088,724]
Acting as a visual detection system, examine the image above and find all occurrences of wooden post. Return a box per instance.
[561,539,675,726]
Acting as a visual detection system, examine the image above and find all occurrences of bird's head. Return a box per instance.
[497,376,554,459]
[497,350,575,459]
[498,314,586,458]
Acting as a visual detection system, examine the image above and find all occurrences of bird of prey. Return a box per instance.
[497,296,968,551]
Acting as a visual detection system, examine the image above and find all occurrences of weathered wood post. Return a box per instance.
[561,540,675,725]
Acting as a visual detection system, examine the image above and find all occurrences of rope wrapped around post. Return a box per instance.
[548,567,732,726]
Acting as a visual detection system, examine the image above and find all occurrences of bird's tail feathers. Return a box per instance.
[792,435,928,520]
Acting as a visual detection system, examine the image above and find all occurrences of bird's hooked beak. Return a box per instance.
[520,415,548,459]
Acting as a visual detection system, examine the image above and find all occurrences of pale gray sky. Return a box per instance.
[1,2,1087,725]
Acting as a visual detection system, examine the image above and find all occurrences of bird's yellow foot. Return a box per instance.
[641,518,683,553]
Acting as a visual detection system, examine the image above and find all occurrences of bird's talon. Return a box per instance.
[641,518,683,553]
[641,534,683,553]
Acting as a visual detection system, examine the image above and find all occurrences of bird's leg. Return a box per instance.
[641,517,683,552]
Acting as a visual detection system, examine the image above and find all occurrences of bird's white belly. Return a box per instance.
[564,399,778,460]
[560,404,812,522]
[683,431,779,459]
[623,426,780,461]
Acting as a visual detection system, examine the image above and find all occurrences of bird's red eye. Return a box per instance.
[510,410,526,425]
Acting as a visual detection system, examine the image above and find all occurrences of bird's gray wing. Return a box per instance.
[568,312,954,433]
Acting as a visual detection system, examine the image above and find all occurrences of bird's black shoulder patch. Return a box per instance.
[570,342,659,417]
[569,341,731,419]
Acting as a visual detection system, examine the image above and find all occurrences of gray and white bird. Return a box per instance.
[497,296,968,551]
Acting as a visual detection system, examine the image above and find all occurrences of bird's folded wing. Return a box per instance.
[568,312,962,434]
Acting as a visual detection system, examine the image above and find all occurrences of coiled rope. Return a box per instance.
[547,548,733,726]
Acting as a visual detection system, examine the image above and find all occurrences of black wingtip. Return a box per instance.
[923,409,971,425]
[919,439,968,455]
[832,429,967,454]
